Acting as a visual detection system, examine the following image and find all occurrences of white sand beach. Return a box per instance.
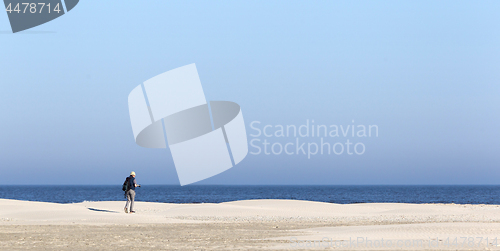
[1,199,500,250]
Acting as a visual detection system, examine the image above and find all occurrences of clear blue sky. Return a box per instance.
[1,1,499,185]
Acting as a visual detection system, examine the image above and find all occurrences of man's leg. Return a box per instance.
[125,191,131,213]
[130,190,136,212]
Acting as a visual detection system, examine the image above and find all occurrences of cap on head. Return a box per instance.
[130,171,136,176]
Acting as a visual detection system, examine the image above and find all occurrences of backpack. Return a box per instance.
[122,177,131,191]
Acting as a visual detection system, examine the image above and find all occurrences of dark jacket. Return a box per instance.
[129,176,137,191]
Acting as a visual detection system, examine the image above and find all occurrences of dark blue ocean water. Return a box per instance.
[0,185,499,204]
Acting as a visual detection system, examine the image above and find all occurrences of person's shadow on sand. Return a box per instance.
[87,208,119,213]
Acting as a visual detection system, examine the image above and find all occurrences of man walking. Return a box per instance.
[124,171,139,213]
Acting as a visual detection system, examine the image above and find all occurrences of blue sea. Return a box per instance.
[1,185,500,204]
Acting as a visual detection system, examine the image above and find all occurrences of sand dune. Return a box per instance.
[1,199,500,250]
